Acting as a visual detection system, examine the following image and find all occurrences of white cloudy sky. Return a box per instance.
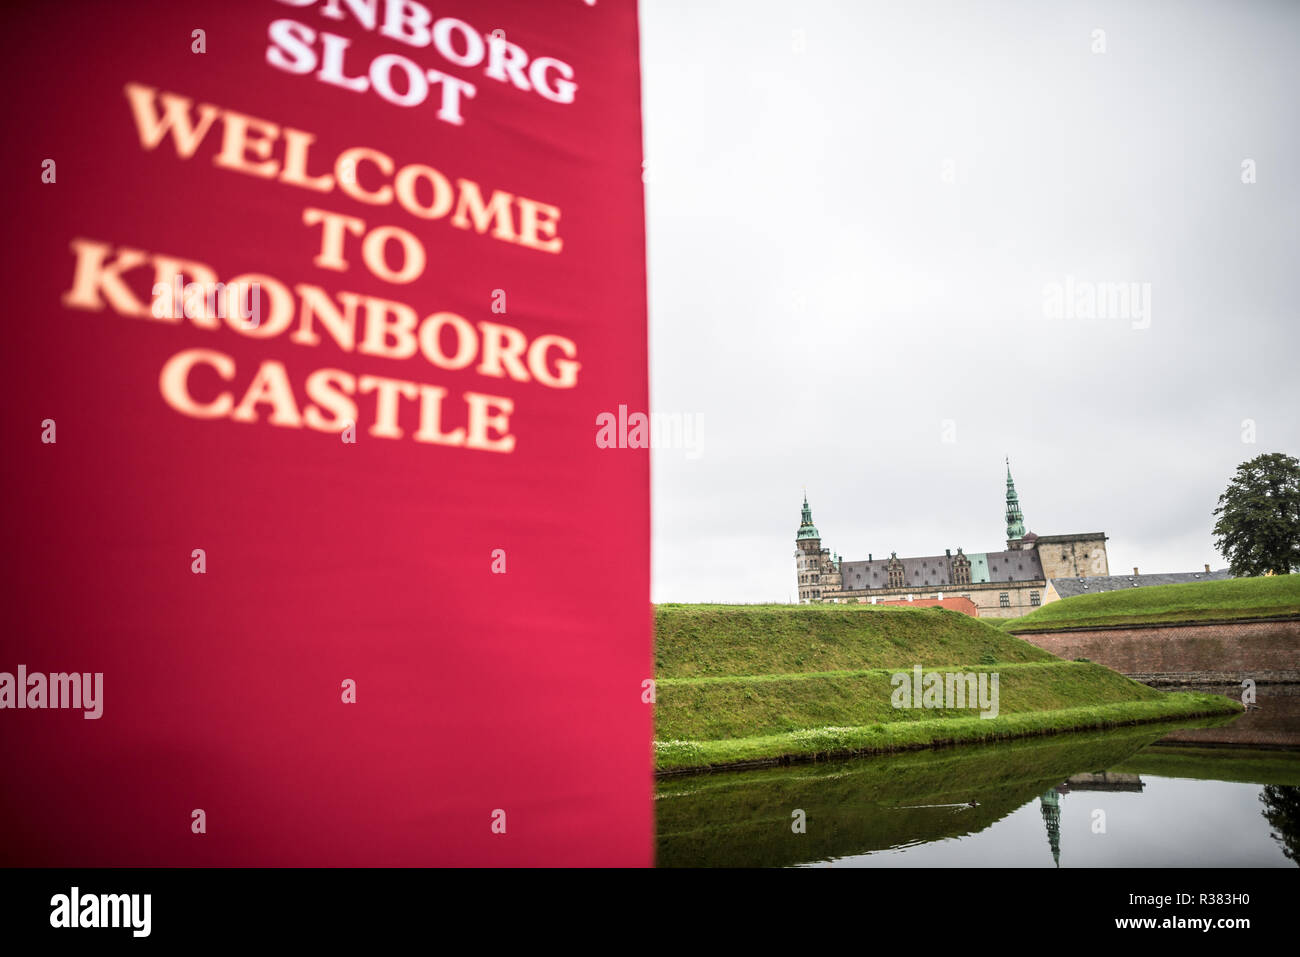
[638,0,1300,603]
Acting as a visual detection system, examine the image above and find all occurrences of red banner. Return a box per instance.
[1,0,651,866]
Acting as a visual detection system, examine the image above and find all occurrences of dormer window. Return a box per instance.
[952,553,971,585]
[887,556,904,589]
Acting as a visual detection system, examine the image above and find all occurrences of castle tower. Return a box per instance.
[1005,458,1026,543]
[795,493,820,603]
[795,494,829,603]
[797,493,819,544]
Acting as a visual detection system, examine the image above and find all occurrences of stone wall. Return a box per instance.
[963,583,1043,618]
[1016,617,1300,681]
[1034,534,1110,581]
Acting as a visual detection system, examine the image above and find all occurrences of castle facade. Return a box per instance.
[795,463,1110,618]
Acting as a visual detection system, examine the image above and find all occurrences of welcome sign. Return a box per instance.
[1,0,651,866]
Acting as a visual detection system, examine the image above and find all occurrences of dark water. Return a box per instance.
[655,721,1300,867]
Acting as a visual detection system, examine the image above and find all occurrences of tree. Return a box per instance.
[1260,785,1300,865]
[1212,452,1300,576]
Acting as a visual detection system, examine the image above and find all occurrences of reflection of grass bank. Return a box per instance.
[657,694,1239,773]
[999,574,1300,632]
[656,725,1179,867]
[654,604,1242,774]
[1114,745,1300,786]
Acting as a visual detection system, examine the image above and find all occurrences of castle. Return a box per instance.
[795,462,1111,617]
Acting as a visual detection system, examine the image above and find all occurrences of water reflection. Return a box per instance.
[655,720,1300,868]
[1260,785,1300,864]
[1039,788,1060,867]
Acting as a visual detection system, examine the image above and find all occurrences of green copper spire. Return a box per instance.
[797,492,821,541]
[1005,458,1026,540]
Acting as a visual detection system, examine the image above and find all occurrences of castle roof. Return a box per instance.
[983,549,1046,583]
[796,493,820,540]
[839,548,1045,590]
[1050,569,1233,598]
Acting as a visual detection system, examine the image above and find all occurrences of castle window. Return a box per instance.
[999,592,1010,608]
[1030,591,1041,607]
[953,556,971,585]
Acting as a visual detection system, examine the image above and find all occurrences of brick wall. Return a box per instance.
[827,583,1043,617]
[876,596,979,616]
[1016,617,1300,679]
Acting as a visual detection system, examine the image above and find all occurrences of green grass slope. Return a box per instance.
[658,662,1164,741]
[656,603,1055,678]
[654,603,1242,773]
[1001,574,1300,633]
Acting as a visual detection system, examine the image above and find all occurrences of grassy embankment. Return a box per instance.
[654,604,1241,773]
[998,574,1300,633]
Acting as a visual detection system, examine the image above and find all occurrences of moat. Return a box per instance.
[655,719,1300,868]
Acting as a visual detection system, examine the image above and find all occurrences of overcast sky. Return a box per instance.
[638,0,1300,604]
